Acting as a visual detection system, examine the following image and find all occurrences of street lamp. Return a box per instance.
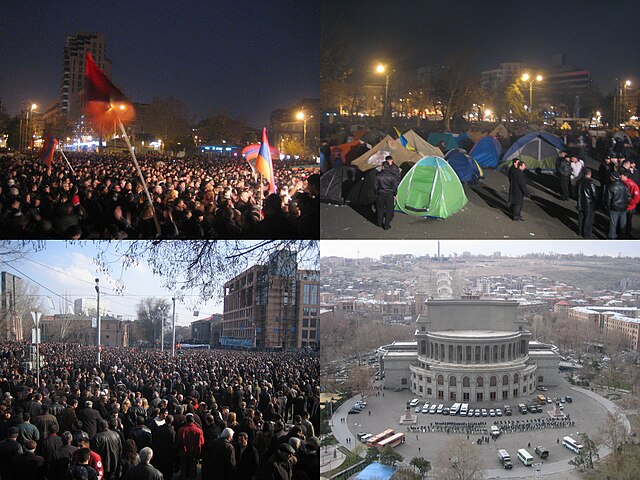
[623,80,632,124]
[521,73,543,122]
[95,278,101,367]
[375,63,391,126]
[296,111,309,150]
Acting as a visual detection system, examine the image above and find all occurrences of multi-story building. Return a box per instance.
[41,314,128,347]
[61,32,112,119]
[379,298,560,401]
[569,306,640,350]
[0,272,23,342]
[222,251,319,349]
[480,62,528,91]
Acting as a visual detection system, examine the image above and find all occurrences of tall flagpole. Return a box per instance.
[58,148,76,175]
[116,117,161,236]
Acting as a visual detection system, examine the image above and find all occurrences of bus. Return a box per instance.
[460,403,469,416]
[359,434,373,443]
[517,448,534,466]
[450,403,461,415]
[377,432,405,449]
[366,429,395,447]
[562,436,583,454]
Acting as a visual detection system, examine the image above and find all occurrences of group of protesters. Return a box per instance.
[0,152,320,239]
[0,343,319,480]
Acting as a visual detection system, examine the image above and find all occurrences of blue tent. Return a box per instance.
[470,135,502,168]
[356,463,395,480]
[427,132,458,152]
[445,149,480,184]
[501,132,567,170]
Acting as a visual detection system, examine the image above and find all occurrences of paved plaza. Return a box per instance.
[331,378,629,478]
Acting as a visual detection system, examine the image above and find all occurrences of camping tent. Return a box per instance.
[345,168,379,205]
[500,132,567,170]
[401,130,444,157]
[320,165,357,204]
[470,135,502,168]
[613,131,632,145]
[445,149,480,184]
[427,132,458,152]
[395,156,468,218]
[350,136,422,171]
[490,123,510,140]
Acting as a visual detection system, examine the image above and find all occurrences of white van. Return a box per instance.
[460,403,469,416]
[517,448,534,466]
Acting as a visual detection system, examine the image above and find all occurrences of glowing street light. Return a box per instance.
[521,73,543,122]
[296,111,312,149]
[375,63,391,126]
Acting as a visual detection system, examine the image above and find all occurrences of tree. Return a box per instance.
[146,96,192,150]
[135,297,171,345]
[504,81,527,122]
[365,446,379,463]
[281,137,306,158]
[410,457,432,477]
[391,467,421,480]
[198,112,245,145]
[435,439,484,480]
[597,411,629,457]
[568,433,599,470]
[379,446,403,466]
[432,50,482,132]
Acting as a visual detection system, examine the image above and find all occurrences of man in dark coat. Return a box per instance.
[150,414,175,480]
[508,160,529,221]
[604,171,631,239]
[50,430,78,480]
[125,447,163,480]
[576,168,599,239]
[206,427,236,480]
[374,157,400,230]
[11,440,45,480]
[234,432,259,480]
[128,416,153,451]
[77,401,102,439]
[555,152,572,200]
[90,419,122,480]
[0,426,23,480]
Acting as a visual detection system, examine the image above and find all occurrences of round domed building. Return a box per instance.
[379,297,560,401]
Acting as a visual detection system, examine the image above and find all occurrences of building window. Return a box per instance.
[523,386,527,393]
[514,373,519,384]
[502,391,508,400]
[463,376,470,387]
[538,375,544,383]
[475,346,481,363]
[476,392,483,402]
[513,388,518,397]
[302,331,308,338]
[476,377,484,387]
[463,392,469,401]
[426,377,431,384]
[419,386,423,393]
[490,376,497,387]
[490,392,496,401]
[450,392,456,401]
[438,391,444,399]
[303,319,309,327]
[401,378,407,385]
[449,376,456,387]
[502,375,509,386]
[310,331,316,339]
[437,375,444,386]
[427,388,432,395]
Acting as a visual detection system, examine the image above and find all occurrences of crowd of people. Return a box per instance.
[0,343,319,480]
[0,152,319,239]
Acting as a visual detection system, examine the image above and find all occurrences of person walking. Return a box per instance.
[604,172,631,239]
[577,168,599,238]
[508,160,529,221]
[374,155,400,230]
[620,169,640,238]
[555,152,572,200]
[125,447,163,480]
[178,413,204,480]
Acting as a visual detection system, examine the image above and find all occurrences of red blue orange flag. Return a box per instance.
[84,52,134,130]
[255,128,276,194]
[39,133,58,167]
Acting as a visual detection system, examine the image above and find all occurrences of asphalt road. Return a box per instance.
[321,154,640,239]
[331,377,625,479]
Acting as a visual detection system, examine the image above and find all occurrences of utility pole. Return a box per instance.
[172,297,176,357]
[95,278,101,367]
[31,311,42,388]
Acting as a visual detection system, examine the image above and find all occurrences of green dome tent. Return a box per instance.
[395,156,468,218]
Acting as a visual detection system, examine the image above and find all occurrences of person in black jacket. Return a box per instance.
[576,168,599,239]
[605,172,631,239]
[374,158,400,230]
[234,432,259,480]
[508,160,529,221]
[555,152,572,200]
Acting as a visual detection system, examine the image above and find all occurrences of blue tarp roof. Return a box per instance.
[355,463,395,480]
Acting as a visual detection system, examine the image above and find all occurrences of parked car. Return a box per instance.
[495,408,503,417]
[414,406,421,413]
[348,407,360,414]
[409,398,420,407]
[535,446,549,459]
[566,396,573,403]
[436,404,444,414]
[429,405,437,414]
[489,409,495,417]
[481,409,488,417]
[422,404,430,414]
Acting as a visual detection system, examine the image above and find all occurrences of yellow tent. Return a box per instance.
[351,136,422,171]
[560,122,572,131]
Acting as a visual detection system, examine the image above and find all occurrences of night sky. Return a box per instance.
[323,0,640,93]
[0,1,319,127]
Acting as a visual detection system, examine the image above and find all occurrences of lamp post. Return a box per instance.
[375,64,391,127]
[623,80,632,125]
[296,111,309,150]
[521,73,543,122]
[95,279,101,367]
[172,297,176,356]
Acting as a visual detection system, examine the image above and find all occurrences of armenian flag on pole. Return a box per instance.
[254,128,276,194]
